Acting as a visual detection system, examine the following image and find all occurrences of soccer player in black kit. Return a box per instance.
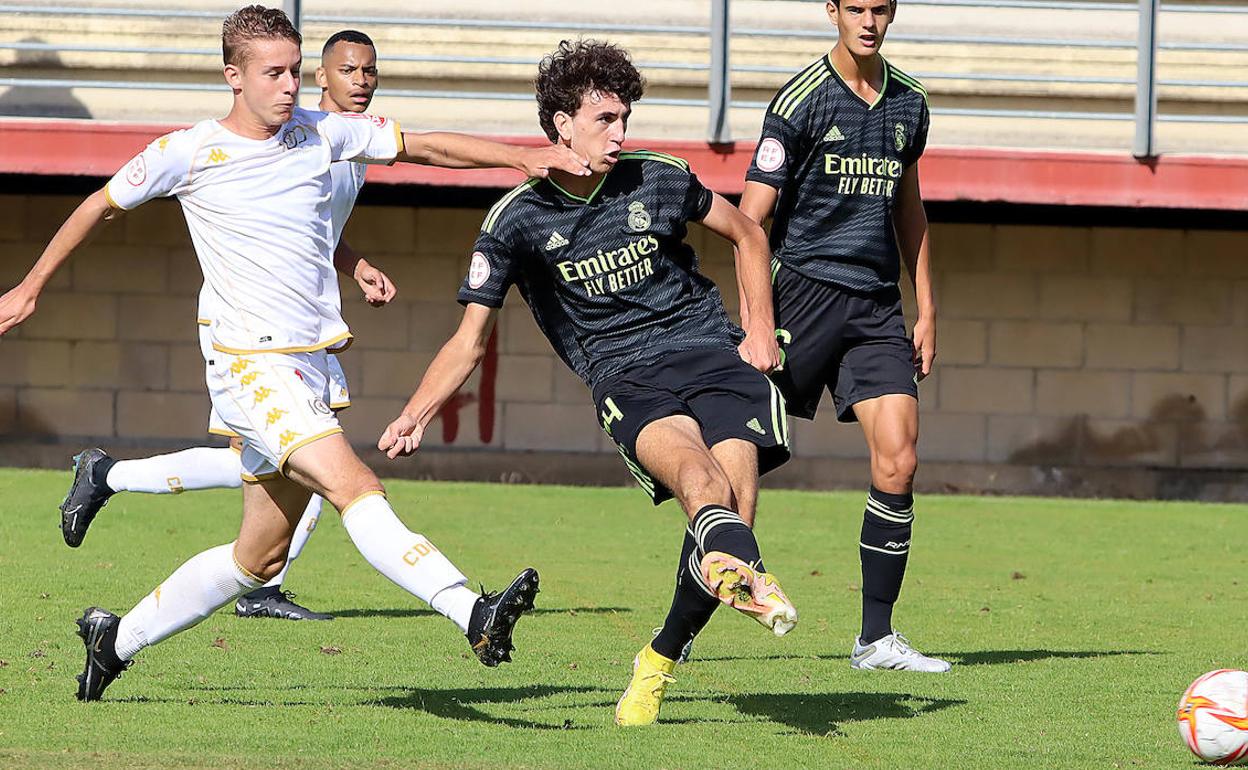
[738,0,950,672]
[380,40,800,725]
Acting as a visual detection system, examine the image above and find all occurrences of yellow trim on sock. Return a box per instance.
[231,547,263,584]
[340,489,386,521]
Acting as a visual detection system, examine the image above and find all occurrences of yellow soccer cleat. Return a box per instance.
[614,643,677,726]
[699,551,798,636]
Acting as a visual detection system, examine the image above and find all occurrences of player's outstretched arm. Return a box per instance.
[397,132,590,178]
[379,303,497,459]
[894,165,936,380]
[734,181,781,330]
[0,188,115,336]
[333,237,396,307]
[699,192,781,374]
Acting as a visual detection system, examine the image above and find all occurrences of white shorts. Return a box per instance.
[201,323,350,439]
[205,346,344,482]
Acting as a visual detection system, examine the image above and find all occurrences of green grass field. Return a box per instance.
[0,468,1245,769]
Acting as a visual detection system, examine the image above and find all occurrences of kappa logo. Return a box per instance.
[206,148,230,164]
[823,125,846,142]
[746,417,766,436]
[545,230,570,251]
[626,201,651,232]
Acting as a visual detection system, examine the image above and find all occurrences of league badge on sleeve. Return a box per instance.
[756,138,786,173]
[125,155,148,187]
[468,251,491,289]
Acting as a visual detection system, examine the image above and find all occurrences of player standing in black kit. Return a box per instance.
[739,0,949,672]
[380,40,801,725]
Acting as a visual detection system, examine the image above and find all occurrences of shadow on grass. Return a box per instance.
[374,685,604,730]
[666,691,964,736]
[693,649,1162,666]
[932,649,1162,666]
[324,606,631,619]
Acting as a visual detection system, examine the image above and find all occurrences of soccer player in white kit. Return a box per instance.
[0,6,590,701]
[56,29,397,623]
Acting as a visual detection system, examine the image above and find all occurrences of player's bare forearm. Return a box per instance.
[895,167,935,321]
[398,133,589,178]
[333,237,362,277]
[0,188,115,335]
[734,182,781,329]
[895,166,936,378]
[380,304,497,458]
[699,193,781,372]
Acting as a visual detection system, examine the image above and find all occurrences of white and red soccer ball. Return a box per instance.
[1178,669,1248,765]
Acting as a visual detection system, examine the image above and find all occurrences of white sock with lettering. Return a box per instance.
[106,447,242,494]
[262,495,323,589]
[114,543,260,660]
[339,493,477,632]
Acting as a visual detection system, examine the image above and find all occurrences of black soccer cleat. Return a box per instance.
[466,568,539,667]
[75,607,131,702]
[60,448,117,548]
[234,587,334,621]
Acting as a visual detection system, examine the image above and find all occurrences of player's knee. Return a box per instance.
[874,445,918,488]
[673,461,733,510]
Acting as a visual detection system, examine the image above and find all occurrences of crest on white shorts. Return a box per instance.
[468,251,491,289]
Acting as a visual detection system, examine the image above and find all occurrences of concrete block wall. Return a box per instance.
[1,193,1245,496]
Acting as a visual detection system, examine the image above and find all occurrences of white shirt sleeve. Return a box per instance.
[104,131,192,210]
[319,112,403,165]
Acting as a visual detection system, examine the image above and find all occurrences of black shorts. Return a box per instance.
[592,348,792,505]
[770,262,918,423]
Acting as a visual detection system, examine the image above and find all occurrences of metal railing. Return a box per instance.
[0,0,1245,156]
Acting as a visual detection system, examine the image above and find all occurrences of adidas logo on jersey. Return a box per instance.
[545,230,570,251]
[823,126,846,142]
[746,417,766,436]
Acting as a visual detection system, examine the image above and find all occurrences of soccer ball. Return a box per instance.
[1178,669,1248,765]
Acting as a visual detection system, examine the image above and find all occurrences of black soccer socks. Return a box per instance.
[859,486,914,644]
[691,505,763,569]
[652,527,719,660]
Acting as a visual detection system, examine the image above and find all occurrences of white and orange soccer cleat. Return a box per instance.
[698,551,798,636]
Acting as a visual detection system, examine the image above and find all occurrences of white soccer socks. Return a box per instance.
[106,447,243,494]
[262,494,323,589]
[114,543,261,660]
[339,492,478,632]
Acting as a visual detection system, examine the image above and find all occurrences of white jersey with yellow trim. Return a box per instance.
[105,107,401,356]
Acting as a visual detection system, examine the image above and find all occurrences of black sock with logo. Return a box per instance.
[859,486,913,644]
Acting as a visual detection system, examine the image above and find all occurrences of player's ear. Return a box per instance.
[553,111,574,143]
[315,66,328,90]
[223,63,243,92]
[826,0,838,23]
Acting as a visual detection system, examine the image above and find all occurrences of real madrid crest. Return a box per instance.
[627,200,651,232]
[894,123,907,152]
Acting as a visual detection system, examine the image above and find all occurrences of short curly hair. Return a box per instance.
[535,40,645,142]
[222,5,302,67]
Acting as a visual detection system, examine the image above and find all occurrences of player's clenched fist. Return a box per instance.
[378,412,425,459]
[738,330,782,375]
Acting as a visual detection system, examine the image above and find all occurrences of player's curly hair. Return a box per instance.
[535,40,646,142]
[222,5,302,67]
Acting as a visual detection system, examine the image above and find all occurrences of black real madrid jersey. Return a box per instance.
[458,150,742,388]
[746,55,930,293]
